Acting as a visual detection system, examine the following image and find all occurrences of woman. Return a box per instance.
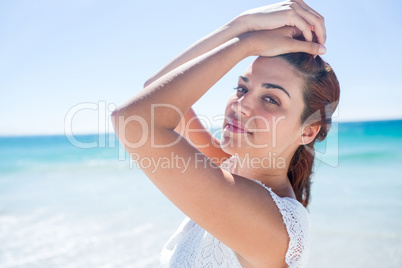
[112,0,340,267]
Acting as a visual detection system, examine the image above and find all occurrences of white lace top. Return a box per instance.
[160,156,311,268]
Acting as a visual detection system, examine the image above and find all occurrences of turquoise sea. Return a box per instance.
[0,119,401,267]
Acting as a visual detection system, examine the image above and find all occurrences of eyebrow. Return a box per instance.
[239,76,291,99]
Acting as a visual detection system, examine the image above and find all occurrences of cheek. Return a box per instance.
[272,116,302,147]
[252,106,285,130]
[251,112,300,148]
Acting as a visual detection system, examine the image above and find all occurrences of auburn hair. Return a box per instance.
[275,53,340,208]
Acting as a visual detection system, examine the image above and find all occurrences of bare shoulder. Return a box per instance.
[230,175,290,267]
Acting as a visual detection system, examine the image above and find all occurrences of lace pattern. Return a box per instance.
[248,179,311,266]
[226,155,311,267]
[160,217,243,268]
[160,156,311,268]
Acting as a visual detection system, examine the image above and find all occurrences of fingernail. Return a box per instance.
[319,45,326,54]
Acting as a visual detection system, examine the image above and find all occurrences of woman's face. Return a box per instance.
[221,57,306,161]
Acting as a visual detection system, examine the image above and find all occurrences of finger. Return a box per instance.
[292,0,324,21]
[286,38,326,55]
[291,0,326,44]
[287,9,313,42]
[291,2,326,45]
[290,0,326,42]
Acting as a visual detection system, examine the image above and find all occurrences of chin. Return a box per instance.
[220,141,248,160]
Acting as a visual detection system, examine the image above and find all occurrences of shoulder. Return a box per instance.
[251,181,312,267]
[265,186,312,267]
[221,157,311,267]
[222,156,311,233]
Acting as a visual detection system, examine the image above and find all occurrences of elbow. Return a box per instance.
[110,106,150,150]
[110,107,130,135]
[110,108,121,134]
[110,107,131,131]
[111,107,120,118]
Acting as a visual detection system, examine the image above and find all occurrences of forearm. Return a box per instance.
[114,35,253,137]
[174,107,198,139]
[174,108,230,162]
[144,16,248,87]
[144,1,328,88]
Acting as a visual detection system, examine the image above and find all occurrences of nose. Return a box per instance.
[231,97,252,118]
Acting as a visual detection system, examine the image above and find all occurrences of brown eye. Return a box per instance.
[234,86,248,98]
[234,86,247,94]
[263,96,279,106]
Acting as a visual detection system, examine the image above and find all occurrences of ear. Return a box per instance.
[298,124,321,145]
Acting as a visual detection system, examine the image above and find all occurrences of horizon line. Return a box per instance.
[1,117,401,138]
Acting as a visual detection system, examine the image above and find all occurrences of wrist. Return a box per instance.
[237,32,261,57]
[226,14,251,36]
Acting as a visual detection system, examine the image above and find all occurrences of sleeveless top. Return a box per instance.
[160,156,311,268]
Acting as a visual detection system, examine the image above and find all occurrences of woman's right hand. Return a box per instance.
[241,26,326,57]
[235,0,326,45]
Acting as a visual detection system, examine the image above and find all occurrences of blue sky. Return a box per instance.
[1,0,401,135]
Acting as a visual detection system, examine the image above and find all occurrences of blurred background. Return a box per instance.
[1,0,401,267]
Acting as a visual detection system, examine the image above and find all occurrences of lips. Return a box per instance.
[225,117,252,134]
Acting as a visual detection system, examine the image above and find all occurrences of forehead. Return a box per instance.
[242,57,304,97]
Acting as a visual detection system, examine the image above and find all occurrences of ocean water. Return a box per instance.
[0,120,401,267]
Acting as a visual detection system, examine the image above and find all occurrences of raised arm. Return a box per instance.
[143,0,327,165]
[143,16,247,165]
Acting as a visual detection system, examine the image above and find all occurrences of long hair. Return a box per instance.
[276,53,340,208]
